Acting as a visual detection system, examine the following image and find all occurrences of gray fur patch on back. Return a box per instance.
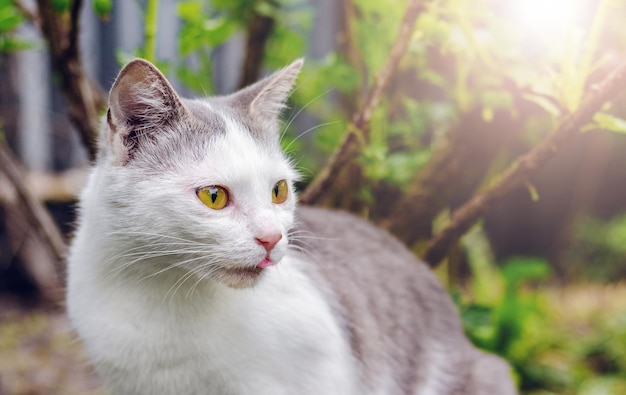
[291,207,515,394]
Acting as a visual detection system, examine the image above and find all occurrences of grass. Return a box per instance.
[533,283,626,395]
[0,298,105,395]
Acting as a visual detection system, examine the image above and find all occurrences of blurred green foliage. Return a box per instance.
[92,0,112,20]
[455,227,626,394]
[566,213,626,281]
[0,0,30,52]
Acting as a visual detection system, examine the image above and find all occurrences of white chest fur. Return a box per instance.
[67,254,361,395]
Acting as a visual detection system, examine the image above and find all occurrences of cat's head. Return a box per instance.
[92,58,303,289]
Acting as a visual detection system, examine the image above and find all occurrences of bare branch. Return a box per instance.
[35,0,107,161]
[423,61,626,267]
[238,11,275,89]
[0,144,64,304]
[67,0,82,59]
[0,145,66,263]
[299,0,425,205]
[11,0,41,26]
[0,168,87,203]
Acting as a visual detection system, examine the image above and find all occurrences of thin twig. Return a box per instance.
[11,0,41,26]
[299,0,425,205]
[423,61,626,267]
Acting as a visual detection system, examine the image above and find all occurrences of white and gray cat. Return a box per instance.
[67,58,516,395]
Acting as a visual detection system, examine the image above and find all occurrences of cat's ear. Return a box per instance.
[106,59,186,163]
[230,58,303,128]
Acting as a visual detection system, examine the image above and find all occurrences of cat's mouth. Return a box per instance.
[257,258,274,269]
[228,266,263,276]
[219,264,267,289]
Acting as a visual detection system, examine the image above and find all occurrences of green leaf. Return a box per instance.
[93,0,112,20]
[462,304,493,329]
[176,55,215,94]
[461,303,497,350]
[0,4,24,32]
[203,18,237,47]
[522,93,561,117]
[501,257,550,287]
[177,0,238,56]
[316,53,358,94]
[591,112,626,134]
[0,36,32,52]
[178,24,203,55]
[254,2,276,17]
[418,68,447,88]
[525,182,540,202]
[177,1,202,22]
[383,150,431,186]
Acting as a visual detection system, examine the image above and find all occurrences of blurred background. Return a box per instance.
[1,0,626,393]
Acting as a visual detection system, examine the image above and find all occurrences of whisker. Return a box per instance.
[105,249,209,279]
[186,267,221,299]
[288,231,336,240]
[105,247,198,266]
[279,88,334,143]
[106,231,208,246]
[283,121,339,153]
[163,262,210,303]
[139,254,214,281]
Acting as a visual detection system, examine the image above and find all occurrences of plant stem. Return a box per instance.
[144,0,159,62]
[35,0,106,161]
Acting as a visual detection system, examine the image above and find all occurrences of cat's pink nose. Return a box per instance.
[255,233,282,253]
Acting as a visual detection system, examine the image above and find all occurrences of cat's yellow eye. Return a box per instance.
[197,186,229,210]
[272,180,289,204]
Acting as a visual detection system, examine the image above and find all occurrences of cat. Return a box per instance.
[66,58,516,395]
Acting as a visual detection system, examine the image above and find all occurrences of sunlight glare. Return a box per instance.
[509,0,582,37]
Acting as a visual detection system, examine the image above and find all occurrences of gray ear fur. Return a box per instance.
[106,59,185,163]
[230,58,303,127]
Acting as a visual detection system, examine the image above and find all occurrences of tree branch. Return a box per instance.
[299,0,424,205]
[0,146,66,265]
[11,0,41,26]
[35,0,107,162]
[0,144,64,304]
[0,168,87,203]
[238,11,275,89]
[423,61,626,267]
[67,0,82,59]
[380,105,528,245]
